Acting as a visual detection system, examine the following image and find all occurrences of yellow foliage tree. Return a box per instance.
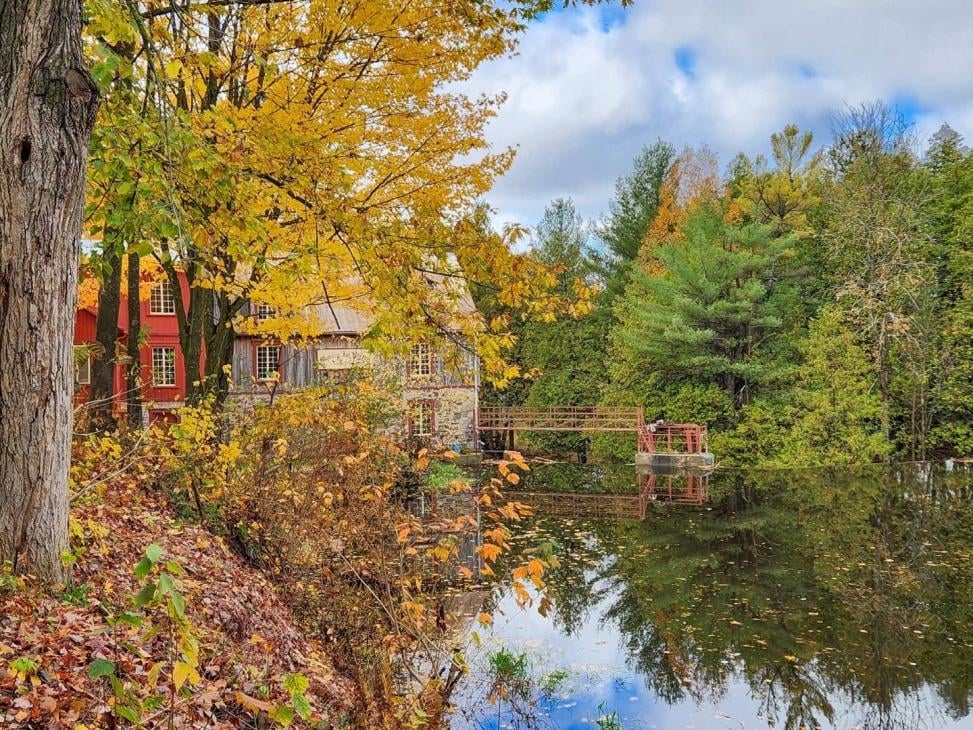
[639,146,722,268]
[82,0,597,409]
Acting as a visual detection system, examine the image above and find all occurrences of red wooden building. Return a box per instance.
[73,274,197,422]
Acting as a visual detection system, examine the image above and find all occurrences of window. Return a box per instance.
[256,304,275,322]
[149,282,176,315]
[409,400,434,438]
[152,347,176,386]
[256,345,280,381]
[409,342,434,377]
[74,347,90,386]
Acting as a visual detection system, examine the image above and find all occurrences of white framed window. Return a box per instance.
[409,400,434,438]
[152,347,176,386]
[74,347,91,385]
[149,282,176,315]
[256,345,280,381]
[409,342,433,377]
[256,304,275,322]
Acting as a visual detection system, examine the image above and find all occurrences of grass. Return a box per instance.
[425,461,471,491]
[487,647,530,684]
[540,667,569,696]
[596,702,623,729]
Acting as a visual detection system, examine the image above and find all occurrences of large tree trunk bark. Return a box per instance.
[0,1,99,580]
[88,241,122,430]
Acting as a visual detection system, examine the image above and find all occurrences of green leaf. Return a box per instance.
[88,658,116,679]
[165,560,184,575]
[169,589,186,619]
[133,581,156,607]
[145,543,164,564]
[269,705,295,726]
[11,657,38,675]
[283,673,309,696]
[133,556,153,581]
[157,572,175,597]
[292,693,312,721]
[115,705,141,723]
[117,611,144,627]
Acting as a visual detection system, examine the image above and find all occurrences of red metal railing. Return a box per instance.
[638,473,709,514]
[477,405,642,433]
[476,405,707,455]
[637,423,708,454]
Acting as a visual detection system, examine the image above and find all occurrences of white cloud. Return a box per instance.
[464,0,973,229]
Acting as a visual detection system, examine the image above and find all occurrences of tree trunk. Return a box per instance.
[0,1,99,580]
[126,251,143,429]
[88,242,122,430]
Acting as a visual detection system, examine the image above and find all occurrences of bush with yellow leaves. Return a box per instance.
[68,376,545,727]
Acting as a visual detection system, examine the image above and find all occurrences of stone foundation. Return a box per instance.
[635,452,715,470]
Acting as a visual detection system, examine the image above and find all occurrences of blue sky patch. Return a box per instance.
[890,93,930,126]
[674,46,697,79]
[796,64,818,79]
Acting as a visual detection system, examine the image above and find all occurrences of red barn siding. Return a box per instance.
[73,273,202,422]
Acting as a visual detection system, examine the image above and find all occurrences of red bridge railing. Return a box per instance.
[477,405,642,433]
[637,423,708,455]
[476,406,708,455]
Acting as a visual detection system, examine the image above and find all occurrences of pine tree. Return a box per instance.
[521,199,607,458]
[614,203,797,408]
[925,129,973,455]
[596,140,676,296]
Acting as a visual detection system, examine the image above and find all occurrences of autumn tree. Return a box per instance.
[822,102,934,447]
[83,5,177,428]
[0,0,99,578]
[730,124,822,237]
[75,0,603,410]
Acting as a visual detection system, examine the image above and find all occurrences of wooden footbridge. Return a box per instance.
[476,406,712,464]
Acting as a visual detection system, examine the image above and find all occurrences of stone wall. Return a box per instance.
[402,385,478,448]
[229,336,480,449]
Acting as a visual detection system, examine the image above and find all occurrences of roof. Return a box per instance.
[312,267,477,336]
[312,300,376,334]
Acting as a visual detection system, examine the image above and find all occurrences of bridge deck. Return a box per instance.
[477,405,708,455]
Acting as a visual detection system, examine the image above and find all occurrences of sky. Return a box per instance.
[462,0,973,234]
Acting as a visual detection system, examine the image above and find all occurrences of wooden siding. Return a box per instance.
[231,339,318,392]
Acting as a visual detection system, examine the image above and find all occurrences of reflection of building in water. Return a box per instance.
[395,489,488,697]
[404,490,483,580]
[638,470,709,515]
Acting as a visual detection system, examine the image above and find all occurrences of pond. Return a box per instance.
[451,462,973,729]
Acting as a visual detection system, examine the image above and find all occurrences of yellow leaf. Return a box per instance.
[236,691,274,713]
[172,660,198,691]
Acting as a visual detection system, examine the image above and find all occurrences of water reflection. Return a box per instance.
[454,463,973,729]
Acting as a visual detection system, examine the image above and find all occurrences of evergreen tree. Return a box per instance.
[924,129,973,455]
[521,199,607,459]
[613,203,797,409]
[774,306,891,466]
[596,140,676,297]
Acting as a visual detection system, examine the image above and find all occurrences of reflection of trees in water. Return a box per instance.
[518,464,973,729]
